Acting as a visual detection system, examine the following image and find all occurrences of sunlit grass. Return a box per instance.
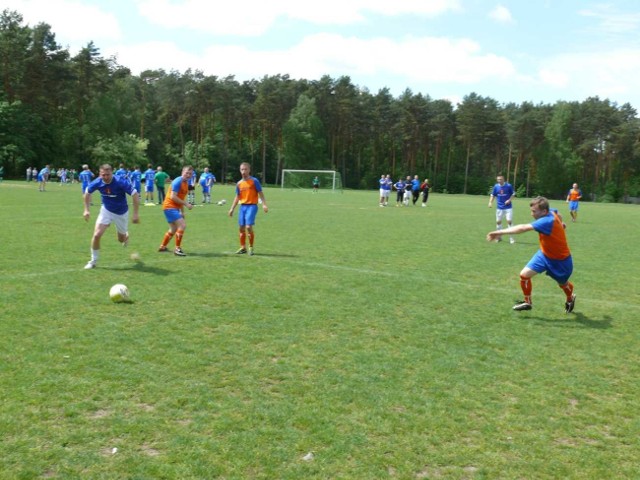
[1,180,639,479]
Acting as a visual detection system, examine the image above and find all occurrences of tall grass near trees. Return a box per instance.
[1,180,639,479]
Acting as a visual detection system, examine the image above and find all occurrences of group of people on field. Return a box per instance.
[82,162,268,269]
[486,174,582,314]
[378,174,431,207]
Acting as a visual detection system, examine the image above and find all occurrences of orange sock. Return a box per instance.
[520,275,532,304]
[248,231,255,247]
[175,229,184,247]
[559,281,574,301]
[161,231,174,247]
[239,232,246,247]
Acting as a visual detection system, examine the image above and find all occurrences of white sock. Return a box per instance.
[91,249,99,262]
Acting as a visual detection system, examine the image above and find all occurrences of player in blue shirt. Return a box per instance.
[199,167,215,204]
[82,164,140,270]
[187,169,197,204]
[143,164,156,204]
[79,164,95,204]
[37,165,50,191]
[393,178,406,206]
[129,166,142,196]
[488,174,516,244]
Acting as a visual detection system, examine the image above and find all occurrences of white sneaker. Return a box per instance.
[510,237,515,244]
[421,203,426,207]
[122,233,129,247]
[84,261,96,270]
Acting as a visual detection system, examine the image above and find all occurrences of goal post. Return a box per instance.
[281,169,343,192]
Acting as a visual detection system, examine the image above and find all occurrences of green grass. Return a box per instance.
[1,180,639,479]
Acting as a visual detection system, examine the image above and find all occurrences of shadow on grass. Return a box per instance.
[529,312,613,329]
[103,262,173,276]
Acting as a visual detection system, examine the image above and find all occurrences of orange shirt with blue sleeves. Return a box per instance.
[531,209,571,260]
[567,188,582,201]
[235,176,262,205]
[162,176,189,210]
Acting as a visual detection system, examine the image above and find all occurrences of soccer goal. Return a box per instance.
[281,169,343,192]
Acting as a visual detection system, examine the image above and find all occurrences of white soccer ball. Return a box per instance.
[130,252,141,262]
[109,284,130,303]
[217,199,227,205]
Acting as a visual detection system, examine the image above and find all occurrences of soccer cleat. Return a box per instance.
[248,247,254,256]
[174,247,186,256]
[510,237,516,244]
[84,260,96,270]
[158,245,168,252]
[513,301,532,311]
[565,294,576,314]
[122,233,129,247]
[235,247,247,254]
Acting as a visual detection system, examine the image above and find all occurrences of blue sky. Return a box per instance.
[7,0,640,110]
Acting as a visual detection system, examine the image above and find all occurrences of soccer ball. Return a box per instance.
[217,199,227,206]
[109,284,130,303]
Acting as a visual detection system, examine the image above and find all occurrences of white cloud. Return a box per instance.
[5,0,121,45]
[488,4,513,23]
[134,0,462,35]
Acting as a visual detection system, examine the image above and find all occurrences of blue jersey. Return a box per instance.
[87,176,136,215]
[115,168,128,179]
[144,168,155,186]
[188,171,197,187]
[129,170,142,190]
[491,182,515,209]
[394,181,406,192]
[411,179,421,191]
[79,170,94,190]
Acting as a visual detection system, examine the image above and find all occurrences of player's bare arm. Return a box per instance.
[486,224,534,242]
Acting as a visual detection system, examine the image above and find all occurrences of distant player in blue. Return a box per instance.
[115,164,128,179]
[143,164,156,204]
[488,174,516,244]
[199,167,215,204]
[129,166,142,196]
[411,175,421,205]
[393,178,406,206]
[37,165,50,192]
[78,164,95,203]
[82,164,140,270]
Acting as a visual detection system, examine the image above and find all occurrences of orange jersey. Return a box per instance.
[567,189,582,201]
[235,176,262,204]
[533,210,571,260]
[163,176,189,209]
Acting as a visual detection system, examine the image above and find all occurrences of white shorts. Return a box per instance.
[96,206,129,234]
[380,189,390,198]
[496,208,513,223]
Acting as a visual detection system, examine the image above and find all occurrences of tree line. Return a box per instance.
[1,9,639,200]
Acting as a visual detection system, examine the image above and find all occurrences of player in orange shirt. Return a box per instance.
[566,182,582,222]
[228,162,268,256]
[487,196,576,313]
[158,165,194,256]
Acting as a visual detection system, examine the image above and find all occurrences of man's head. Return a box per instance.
[181,165,194,180]
[99,164,114,183]
[572,183,578,189]
[529,196,550,219]
[496,175,505,185]
[240,162,251,178]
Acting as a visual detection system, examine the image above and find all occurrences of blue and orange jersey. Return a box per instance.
[567,188,582,201]
[235,176,262,205]
[163,176,189,209]
[531,209,571,260]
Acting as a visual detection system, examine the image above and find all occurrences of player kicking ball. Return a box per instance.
[486,196,576,313]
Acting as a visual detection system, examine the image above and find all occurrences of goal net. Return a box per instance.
[281,169,343,191]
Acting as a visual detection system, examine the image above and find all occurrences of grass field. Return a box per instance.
[1,180,639,479]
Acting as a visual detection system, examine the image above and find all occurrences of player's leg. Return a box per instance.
[506,208,515,244]
[513,267,536,310]
[86,222,109,269]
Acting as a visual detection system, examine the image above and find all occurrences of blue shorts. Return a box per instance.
[146,183,154,192]
[238,204,258,227]
[569,200,579,211]
[526,250,573,284]
[163,208,183,223]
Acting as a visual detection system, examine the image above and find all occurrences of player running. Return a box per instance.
[486,196,576,313]
[158,165,194,256]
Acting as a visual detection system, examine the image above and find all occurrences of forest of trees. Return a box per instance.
[2,9,640,201]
